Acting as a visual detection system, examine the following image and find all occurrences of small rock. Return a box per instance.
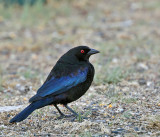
[24,85,31,92]
[95,120,106,123]
[134,127,139,132]
[0,105,23,112]
[111,131,119,134]
[138,78,146,85]
[147,81,154,87]
[115,107,124,113]
[92,108,99,111]
[0,125,8,129]
[100,123,111,134]
[142,97,146,100]
[112,58,118,63]
[148,132,152,135]
[21,126,27,131]
[111,128,126,134]
[117,128,125,132]
[137,63,148,71]
[16,84,31,93]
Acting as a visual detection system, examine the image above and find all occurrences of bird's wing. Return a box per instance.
[37,67,88,97]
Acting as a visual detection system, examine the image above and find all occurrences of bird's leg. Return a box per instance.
[54,104,74,119]
[64,104,78,116]
[54,104,65,116]
[64,104,88,121]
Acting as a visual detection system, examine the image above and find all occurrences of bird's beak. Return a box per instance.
[87,48,100,55]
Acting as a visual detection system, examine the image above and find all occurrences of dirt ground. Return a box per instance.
[0,0,160,136]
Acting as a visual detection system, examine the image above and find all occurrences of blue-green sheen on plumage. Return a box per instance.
[9,46,99,123]
[37,67,88,97]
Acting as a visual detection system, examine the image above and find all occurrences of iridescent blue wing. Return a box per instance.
[37,67,88,97]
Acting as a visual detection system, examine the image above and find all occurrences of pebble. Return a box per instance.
[134,127,139,132]
[16,84,31,93]
[95,119,106,123]
[0,105,23,112]
[115,135,122,137]
[137,63,148,72]
[112,131,119,134]
[21,126,27,131]
[92,108,99,111]
[115,107,124,113]
[111,128,126,134]
[138,78,147,85]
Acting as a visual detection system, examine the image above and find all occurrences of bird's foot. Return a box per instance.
[56,115,64,119]
[57,114,74,119]
[64,114,75,118]
[71,115,88,122]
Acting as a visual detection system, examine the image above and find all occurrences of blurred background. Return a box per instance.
[0,0,160,136]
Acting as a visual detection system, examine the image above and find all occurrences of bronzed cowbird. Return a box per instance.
[10,46,99,123]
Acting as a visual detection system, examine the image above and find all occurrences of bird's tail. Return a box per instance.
[9,97,53,123]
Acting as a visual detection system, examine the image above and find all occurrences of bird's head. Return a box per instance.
[59,46,100,64]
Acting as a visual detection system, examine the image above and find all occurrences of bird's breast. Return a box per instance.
[65,64,95,103]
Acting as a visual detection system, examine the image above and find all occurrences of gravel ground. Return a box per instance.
[0,0,160,136]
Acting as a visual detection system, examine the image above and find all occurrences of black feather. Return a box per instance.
[10,46,99,123]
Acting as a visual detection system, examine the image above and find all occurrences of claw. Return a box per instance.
[71,115,88,122]
[57,114,75,119]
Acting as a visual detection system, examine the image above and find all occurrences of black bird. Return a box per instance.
[10,46,99,123]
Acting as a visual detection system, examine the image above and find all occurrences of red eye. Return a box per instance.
[81,50,84,53]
